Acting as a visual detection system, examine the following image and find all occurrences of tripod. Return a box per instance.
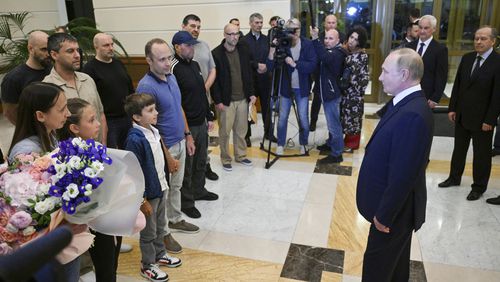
[260,51,308,169]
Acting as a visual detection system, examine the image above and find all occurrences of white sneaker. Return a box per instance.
[300,146,307,155]
[141,264,169,282]
[276,146,284,155]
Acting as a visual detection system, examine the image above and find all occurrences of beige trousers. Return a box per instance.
[218,99,248,164]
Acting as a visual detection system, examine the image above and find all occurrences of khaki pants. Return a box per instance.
[218,99,248,164]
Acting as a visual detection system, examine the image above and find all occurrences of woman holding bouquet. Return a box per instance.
[8,82,87,281]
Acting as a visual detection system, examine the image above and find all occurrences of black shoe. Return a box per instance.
[317,143,331,151]
[466,191,482,201]
[264,134,278,143]
[246,137,251,147]
[438,178,460,188]
[196,191,219,201]
[181,207,201,218]
[309,123,316,132]
[318,155,343,164]
[205,163,219,181]
[492,149,500,157]
[486,196,500,205]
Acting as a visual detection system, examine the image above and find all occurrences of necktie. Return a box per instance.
[471,56,482,76]
[417,43,425,56]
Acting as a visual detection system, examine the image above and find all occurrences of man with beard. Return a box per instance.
[1,31,51,125]
[83,33,134,149]
[43,33,107,143]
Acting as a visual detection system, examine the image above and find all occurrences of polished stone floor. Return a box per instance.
[1,103,499,281]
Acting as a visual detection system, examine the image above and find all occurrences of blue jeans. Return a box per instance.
[277,89,309,146]
[323,97,343,157]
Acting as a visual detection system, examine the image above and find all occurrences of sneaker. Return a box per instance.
[318,155,343,164]
[205,163,219,180]
[222,163,232,171]
[300,146,307,155]
[276,146,284,155]
[164,233,182,254]
[141,264,169,282]
[317,143,330,151]
[157,254,182,268]
[237,158,252,166]
[169,220,200,234]
[120,243,133,253]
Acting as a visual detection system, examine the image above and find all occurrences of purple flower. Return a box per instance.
[9,211,32,229]
[0,242,13,255]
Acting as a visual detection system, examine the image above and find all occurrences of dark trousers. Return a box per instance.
[310,89,321,126]
[246,75,271,138]
[89,231,122,282]
[362,196,414,282]
[106,116,132,149]
[449,121,493,193]
[493,117,500,150]
[181,123,209,209]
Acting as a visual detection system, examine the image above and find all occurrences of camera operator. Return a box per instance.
[267,18,317,156]
[311,26,347,164]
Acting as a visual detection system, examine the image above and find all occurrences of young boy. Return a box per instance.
[124,94,182,282]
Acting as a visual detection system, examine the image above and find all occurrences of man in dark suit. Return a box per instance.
[407,15,448,108]
[357,48,433,282]
[438,26,500,202]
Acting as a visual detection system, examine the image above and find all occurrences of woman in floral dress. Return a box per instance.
[341,26,370,152]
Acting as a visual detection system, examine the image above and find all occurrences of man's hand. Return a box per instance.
[427,100,437,109]
[373,216,390,233]
[448,111,456,122]
[140,200,153,217]
[208,121,214,132]
[285,57,296,68]
[249,95,257,105]
[257,63,267,74]
[482,123,493,131]
[167,157,179,174]
[310,26,319,40]
[216,103,225,112]
[186,135,195,156]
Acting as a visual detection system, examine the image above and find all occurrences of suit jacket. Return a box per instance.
[356,91,433,231]
[407,39,448,103]
[448,50,500,130]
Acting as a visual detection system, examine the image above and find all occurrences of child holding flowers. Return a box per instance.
[58,97,118,282]
[124,94,181,282]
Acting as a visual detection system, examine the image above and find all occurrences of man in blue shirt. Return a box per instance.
[136,38,199,254]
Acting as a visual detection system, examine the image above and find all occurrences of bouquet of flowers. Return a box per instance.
[0,137,112,255]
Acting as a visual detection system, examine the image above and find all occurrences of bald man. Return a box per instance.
[1,30,51,125]
[82,33,134,149]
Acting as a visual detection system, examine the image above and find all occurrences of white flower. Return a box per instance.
[68,156,82,170]
[90,162,104,174]
[66,183,80,199]
[85,184,92,191]
[22,226,36,236]
[71,137,84,147]
[84,190,92,196]
[83,167,97,178]
[38,183,51,195]
[54,163,67,178]
[5,223,18,233]
[45,197,60,210]
[62,191,71,202]
[34,200,49,214]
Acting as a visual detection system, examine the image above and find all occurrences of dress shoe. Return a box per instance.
[466,191,482,201]
[245,137,251,147]
[486,195,500,205]
[309,123,316,132]
[205,163,219,181]
[196,191,219,201]
[317,143,330,152]
[318,155,343,164]
[438,178,460,188]
[492,149,500,157]
[265,134,278,143]
[181,207,201,218]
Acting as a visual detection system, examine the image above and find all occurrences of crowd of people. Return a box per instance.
[0,9,499,282]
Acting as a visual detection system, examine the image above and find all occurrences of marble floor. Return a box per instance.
[1,103,500,281]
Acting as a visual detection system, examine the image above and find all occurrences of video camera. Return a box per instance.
[269,18,297,56]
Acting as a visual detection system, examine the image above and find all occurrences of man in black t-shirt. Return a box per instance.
[82,33,134,149]
[1,31,51,125]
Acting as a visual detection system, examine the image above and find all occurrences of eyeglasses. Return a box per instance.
[225,32,240,37]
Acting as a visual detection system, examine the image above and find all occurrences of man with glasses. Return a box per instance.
[211,24,256,171]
